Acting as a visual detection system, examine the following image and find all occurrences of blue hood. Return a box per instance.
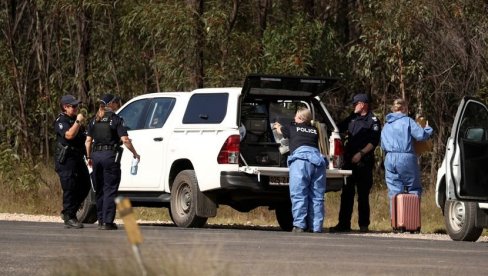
[386,112,407,123]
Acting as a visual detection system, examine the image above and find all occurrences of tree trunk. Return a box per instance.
[4,0,33,160]
[258,0,270,39]
[187,0,204,89]
[75,7,92,104]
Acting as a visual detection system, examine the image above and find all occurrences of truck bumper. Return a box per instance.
[220,171,344,192]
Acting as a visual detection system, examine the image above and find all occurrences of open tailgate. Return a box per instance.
[239,165,352,192]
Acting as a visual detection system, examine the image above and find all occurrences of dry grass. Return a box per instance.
[0,163,62,215]
[134,184,446,234]
[0,162,456,234]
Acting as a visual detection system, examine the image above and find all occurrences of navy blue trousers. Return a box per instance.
[338,161,374,228]
[55,155,90,219]
[92,150,121,224]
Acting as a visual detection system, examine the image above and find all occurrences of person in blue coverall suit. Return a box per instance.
[381,98,433,203]
[273,108,327,233]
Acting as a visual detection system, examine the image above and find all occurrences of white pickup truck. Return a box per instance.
[77,74,352,230]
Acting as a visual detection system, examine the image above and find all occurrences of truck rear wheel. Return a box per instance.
[275,204,293,231]
[170,170,208,228]
[444,200,482,241]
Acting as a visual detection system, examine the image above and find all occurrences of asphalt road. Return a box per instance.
[1,220,487,275]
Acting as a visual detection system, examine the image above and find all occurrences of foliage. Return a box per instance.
[0,0,488,193]
[0,143,41,196]
[261,12,323,75]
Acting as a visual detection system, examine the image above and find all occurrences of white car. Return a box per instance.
[435,97,488,241]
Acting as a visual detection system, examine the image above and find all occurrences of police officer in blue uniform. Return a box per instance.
[54,94,90,228]
[330,93,381,233]
[85,94,140,230]
[274,108,327,233]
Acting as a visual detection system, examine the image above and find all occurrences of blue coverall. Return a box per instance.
[381,113,433,200]
[288,146,327,232]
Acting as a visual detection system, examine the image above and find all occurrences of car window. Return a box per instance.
[457,101,488,142]
[183,93,228,124]
[117,99,150,130]
[144,98,176,129]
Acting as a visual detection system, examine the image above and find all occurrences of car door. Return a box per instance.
[117,97,176,190]
[447,97,488,201]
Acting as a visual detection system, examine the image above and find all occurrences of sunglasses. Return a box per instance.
[68,104,78,108]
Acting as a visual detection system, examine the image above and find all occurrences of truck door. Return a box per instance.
[118,97,176,190]
[448,97,488,201]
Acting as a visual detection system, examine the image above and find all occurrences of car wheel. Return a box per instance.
[444,200,483,241]
[170,170,207,228]
[76,190,98,223]
[275,204,293,231]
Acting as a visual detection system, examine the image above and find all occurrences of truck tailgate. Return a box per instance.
[239,166,352,178]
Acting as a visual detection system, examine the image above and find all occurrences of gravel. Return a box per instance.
[1,212,486,242]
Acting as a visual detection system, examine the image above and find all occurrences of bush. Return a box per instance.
[0,142,61,214]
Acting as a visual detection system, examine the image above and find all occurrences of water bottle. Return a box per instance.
[131,158,139,175]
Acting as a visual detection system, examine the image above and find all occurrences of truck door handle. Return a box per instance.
[153,137,163,142]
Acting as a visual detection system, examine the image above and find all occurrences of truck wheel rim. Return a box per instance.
[176,184,191,214]
[448,201,465,232]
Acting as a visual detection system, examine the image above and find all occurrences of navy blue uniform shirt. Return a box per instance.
[281,122,319,153]
[338,111,381,158]
[54,113,86,151]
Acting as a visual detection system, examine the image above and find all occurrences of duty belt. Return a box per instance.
[93,144,117,151]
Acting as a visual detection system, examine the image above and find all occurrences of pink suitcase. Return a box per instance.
[391,193,421,233]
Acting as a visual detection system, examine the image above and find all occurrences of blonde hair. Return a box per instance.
[391,98,407,113]
[95,103,106,122]
[297,108,312,124]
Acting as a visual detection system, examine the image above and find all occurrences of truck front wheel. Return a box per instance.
[444,200,482,241]
[170,170,208,228]
[76,189,98,224]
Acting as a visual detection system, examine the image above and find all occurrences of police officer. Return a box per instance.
[330,93,381,233]
[85,94,140,230]
[54,94,90,229]
[274,108,327,233]
[111,96,122,112]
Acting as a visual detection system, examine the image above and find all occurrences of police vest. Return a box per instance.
[92,111,117,145]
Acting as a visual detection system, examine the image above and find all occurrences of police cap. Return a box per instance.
[352,93,369,104]
[100,94,115,105]
[61,95,81,106]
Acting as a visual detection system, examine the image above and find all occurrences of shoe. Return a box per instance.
[98,222,103,230]
[292,227,305,233]
[359,226,369,233]
[329,224,351,233]
[99,223,118,230]
[64,218,84,229]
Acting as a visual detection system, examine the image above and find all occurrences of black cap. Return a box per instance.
[61,95,81,105]
[100,94,115,105]
[352,93,369,104]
